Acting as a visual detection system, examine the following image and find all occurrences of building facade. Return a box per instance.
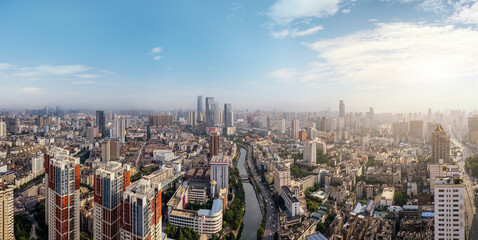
[93,161,131,240]
[434,177,465,240]
[45,154,81,240]
[121,179,162,240]
[210,156,229,197]
[0,183,14,240]
[431,124,450,163]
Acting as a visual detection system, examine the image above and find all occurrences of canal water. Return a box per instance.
[237,148,262,240]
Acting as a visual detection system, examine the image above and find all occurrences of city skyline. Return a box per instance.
[1,0,478,111]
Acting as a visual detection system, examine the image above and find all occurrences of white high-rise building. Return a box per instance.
[45,153,81,240]
[210,156,230,197]
[280,119,286,134]
[303,141,316,165]
[434,177,465,240]
[121,179,162,240]
[291,119,299,140]
[94,161,131,240]
[0,183,14,240]
[31,153,44,175]
[116,118,126,143]
[274,162,291,194]
[430,159,460,194]
[0,121,6,137]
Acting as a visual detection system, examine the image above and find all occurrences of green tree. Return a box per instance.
[393,192,407,206]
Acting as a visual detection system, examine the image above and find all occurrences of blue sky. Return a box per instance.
[1,0,478,112]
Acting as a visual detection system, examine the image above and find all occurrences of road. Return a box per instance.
[449,128,477,236]
[245,145,278,240]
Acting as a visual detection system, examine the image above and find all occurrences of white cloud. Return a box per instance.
[21,88,42,94]
[269,22,478,108]
[291,25,324,37]
[268,0,341,24]
[150,47,163,54]
[153,56,162,60]
[271,29,290,38]
[449,0,478,24]
[419,0,448,13]
[71,80,96,85]
[77,74,100,79]
[0,63,15,70]
[34,65,89,75]
[341,9,351,14]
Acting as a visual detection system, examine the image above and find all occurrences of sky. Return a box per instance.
[1,0,478,112]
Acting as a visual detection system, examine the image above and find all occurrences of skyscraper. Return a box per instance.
[224,103,233,127]
[409,120,424,139]
[45,153,81,240]
[431,124,450,163]
[339,100,345,118]
[93,161,131,240]
[96,110,106,137]
[210,156,230,197]
[197,95,204,120]
[205,97,215,127]
[291,119,299,140]
[0,183,14,240]
[434,177,465,240]
[121,179,162,240]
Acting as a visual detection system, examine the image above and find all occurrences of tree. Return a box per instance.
[226,232,236,240]
[316,222,326,233]
[394,192,407,206]
[274,232,280,240]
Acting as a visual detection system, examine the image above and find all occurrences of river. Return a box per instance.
[237,148,262,240]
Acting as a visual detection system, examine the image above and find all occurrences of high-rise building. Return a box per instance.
[121,179,162,240]
[110,140,120,161]
[5,117,18,134]
[148,114,173,128]
[369,107,374,120]
[32,153,44,175]
[428,108,432,121]
[291,119,299,140]
[430,160,460,194]
[102,141,111,162]
[409,120,424,140]
[0,183,14,240]
[274,162,291,194]
[434,177,465,240]
[224,103,233,127]
[187,111,197,126]
[339,100,345,118]
[197,95,204,117]
[93,161,131,240]
[116,118,126,143]
[431,124,450,163]
[468,115,478,141]
[205,97,215,127]
[0,119,6,137]
[96,110,106,137]
[210,131,220,157]
[210,156,229,197]
[303,141,316,165]
[298,130,307,142]
[280,119,286,134]
[45,153,81,240]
